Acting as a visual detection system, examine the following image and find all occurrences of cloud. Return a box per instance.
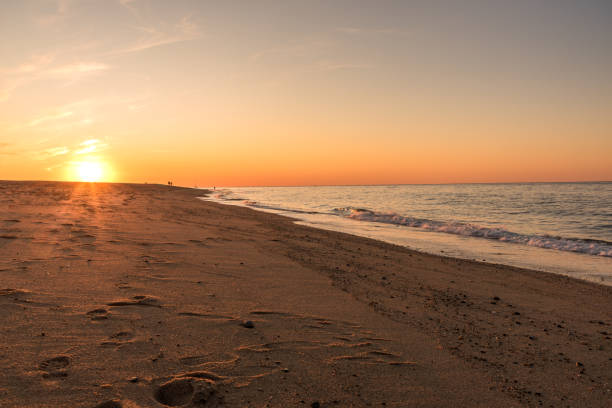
[75,139,108,155]
[14,54,55,74]
[118,0,140,18]
[29,138,110,168]
[314,61,373,72]
[0,54,54,102]
[108,16,202,56]
[0,55,109,103]
[44,146,70,157]
[33,0,75,26]
[80,139,100,146]
[248,41,333,62]
[48,62,110,75]
[27,111,74,127]
[32,145,71,161]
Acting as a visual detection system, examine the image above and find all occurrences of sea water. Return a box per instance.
[202,183,612,285]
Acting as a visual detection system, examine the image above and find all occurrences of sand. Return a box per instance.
[0,181,610,408]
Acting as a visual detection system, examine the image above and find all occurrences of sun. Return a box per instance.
[66,157,114,183]
[76,161,104,182]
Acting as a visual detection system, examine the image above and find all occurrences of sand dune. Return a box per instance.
[0,181,610,407]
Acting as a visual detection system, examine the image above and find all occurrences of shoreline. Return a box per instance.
[201,190,611,292]
[1,181,610,407]
[202,190,612,287]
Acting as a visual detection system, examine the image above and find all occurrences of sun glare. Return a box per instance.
[75,161,104,182]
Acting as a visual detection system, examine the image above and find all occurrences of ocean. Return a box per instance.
[201,182,612,285]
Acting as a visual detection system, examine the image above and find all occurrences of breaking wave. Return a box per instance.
[207,187,612,258]
[331,207,612,257]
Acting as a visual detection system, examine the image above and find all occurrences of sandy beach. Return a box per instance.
[0,181,610,408]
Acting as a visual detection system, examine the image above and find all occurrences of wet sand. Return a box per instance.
[0,181,610,407]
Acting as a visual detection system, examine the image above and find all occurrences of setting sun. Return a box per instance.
[76,161,103,182]
[0,2,611,407]
[73,160,106,182]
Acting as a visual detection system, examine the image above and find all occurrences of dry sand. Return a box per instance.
[0,181,610,407]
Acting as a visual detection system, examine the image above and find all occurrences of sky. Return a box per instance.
[1,0,611,186]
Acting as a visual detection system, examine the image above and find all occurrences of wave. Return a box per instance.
[208,190,612,258]
[332,207,612,257]
[212,191,324,215]
[211,191,244,202]
[246,201,324,215]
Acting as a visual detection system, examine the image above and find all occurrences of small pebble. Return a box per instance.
[241,320,255,329]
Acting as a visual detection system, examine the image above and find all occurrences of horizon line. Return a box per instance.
[1,178,611,188]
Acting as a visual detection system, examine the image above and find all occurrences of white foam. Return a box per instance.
[333,207,612,257]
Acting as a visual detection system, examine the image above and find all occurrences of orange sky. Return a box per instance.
[1,1,611,186]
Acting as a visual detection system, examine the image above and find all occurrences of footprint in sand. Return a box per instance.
[154,376,221,407]
[87,308,110,320]
[110,331,134,340]
[108,295,161,308]
[101,331,135,348]
[39,356,70,378]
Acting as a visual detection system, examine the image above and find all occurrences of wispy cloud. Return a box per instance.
[314,61,373,72]
[48,62,110,76]
[108,16,202,56]
[12,54,55,74]
[32,145,71,161]
[27,111,74,127]
[33,0,75,26]
[44,146,70,157]
[74,139,108,155]
[0,54,54,102]
[29,138,110,170]
[117,0,140,19]
[249,40,333,63]
[0,55,110,103]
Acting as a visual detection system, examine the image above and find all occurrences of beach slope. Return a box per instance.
[0,181,610,407]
